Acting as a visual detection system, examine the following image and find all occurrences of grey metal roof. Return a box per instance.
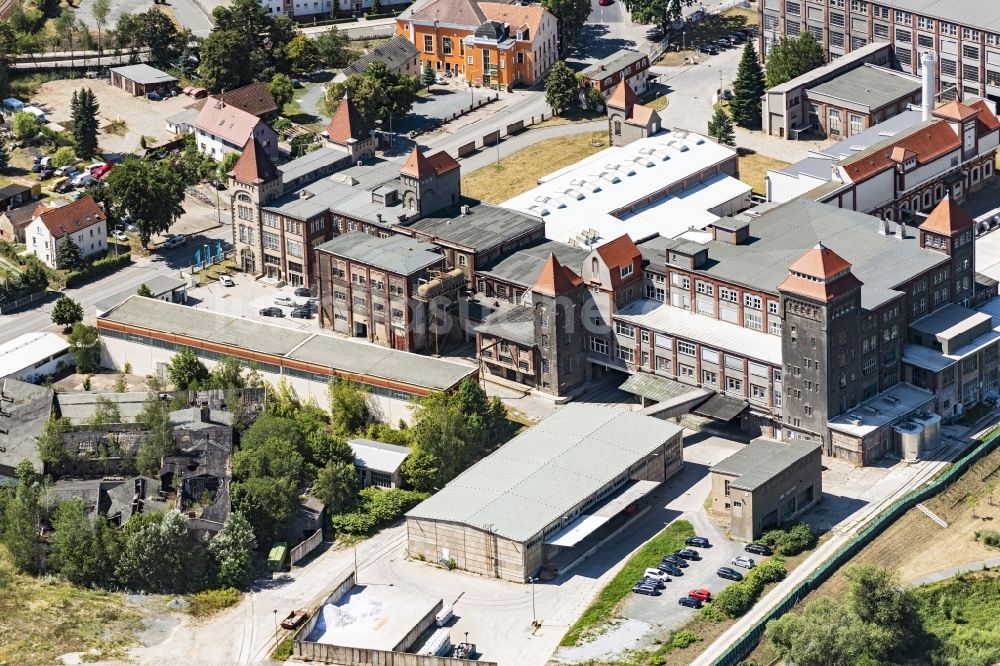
[807,66,921,111]
[477,239,588,288]
[698,199,948,309]
[316,231,443,275]
[96,275,186,313]
[348,438,411,474]
[768,43,889,93]
[405,203,544,252]
[270,158,405,224]
[0,378,52,476]
[710,437,821,491]
[110,64,177,85]
[780,156,835,179]
[100,296,475,392]
[341,35,419,79]
[581,48,647,80]
[406,405,683,542]
[910,303,991,337]
[819,109,923,160]
[474,304,535,347]
[877,0,1000,31]
[279,147,348,185]
[56,391,151,425]
[619,372,709,403]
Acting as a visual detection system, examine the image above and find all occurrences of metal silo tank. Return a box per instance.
[911,411,941,453]
[895,422,923,462]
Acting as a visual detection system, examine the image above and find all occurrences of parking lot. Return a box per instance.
[394,83,495,135]
[186,274,322,331]
[32,77,193,157]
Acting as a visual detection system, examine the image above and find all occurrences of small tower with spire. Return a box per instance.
[229,136,281,276]
[530,253,588,395]
[325,93,374,163]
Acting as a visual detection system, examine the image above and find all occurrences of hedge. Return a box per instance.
[760,521,817,556]
[64,252,132,288]
[713,558,787,618]
[331,487,428,536]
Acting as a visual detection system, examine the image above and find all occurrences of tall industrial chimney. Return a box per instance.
[921,51,936,121]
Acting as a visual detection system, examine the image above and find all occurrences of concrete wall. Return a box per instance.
[405,517,534,582]
[393,600,444,652]
[290,528,323,566]
[295,642,497,666]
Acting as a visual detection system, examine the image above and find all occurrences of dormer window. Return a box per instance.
[620,263,634,279]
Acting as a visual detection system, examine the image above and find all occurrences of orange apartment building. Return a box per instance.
[396,0,557,88]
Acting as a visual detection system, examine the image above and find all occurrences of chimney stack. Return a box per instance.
[878,217,891,235]
[896,219,907,240]
[921,51,935,122]
[200,405,211,423]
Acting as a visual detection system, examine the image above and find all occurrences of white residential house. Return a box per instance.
[26,196,107,269]
[192,98,279,161]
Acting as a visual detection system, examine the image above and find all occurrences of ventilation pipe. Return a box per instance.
[921,51,936,122]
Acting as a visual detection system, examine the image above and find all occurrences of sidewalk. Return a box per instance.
[909,556,1000,587]
[298,16,397,39]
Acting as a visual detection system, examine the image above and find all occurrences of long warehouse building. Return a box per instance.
[405,405,684,582]
[97,296,476,422]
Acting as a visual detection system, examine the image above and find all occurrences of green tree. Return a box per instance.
[166,348,209,389]
[545,60,578,116]
[231,434,305,540]
[209,356,246,389]
[631,0,681,32]
[707,106,736,146]
[10,111,42,141]
[730,41,765,128]
[50,498,104,586]
[67,323,101,373]
[89,395,123,427]
[312,459,359,514]
[328,379,370,435]
[92,0,110,54]
[209,512,257,588]
[240,415,306,454]
[115,511,192,592]
[0,142,9,173]
[2,462,42,573]
[540,0,591,49]
[314,27,351,68]
[400,448,440,493]
[268,73,294,113]
[765,32,825,89]
[324,60,420,124]
[71,87,100,159]
[37,416,72,464]
[286,34,321,75]
[198,29,255,92]
[103,157,185,246]
[421,59,435,87]
[219,151,240,180]
[135,7,180,67]
[51,145,76,168]
[136,283,153,297]
[51,295,83,328]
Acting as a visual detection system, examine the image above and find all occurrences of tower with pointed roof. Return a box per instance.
[399,145,461,217]
[606,81,661,147]
[778,243,863,448]
[530,253,588,394]
[325,94,374,163]
[918,195,976,306]
[229,137,283,276]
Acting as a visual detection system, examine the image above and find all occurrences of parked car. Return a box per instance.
[52,177,72,193]
[699,44,720,55]
[731,556,756,569]
[599,0,613,5]
[644,568,670,582]
[722,89,733,101]
[644,576,667,589]
[31,162,41,173]
[662,555,688,568]
[211,179,226,191]
[745,543,773,556]
[219,275,235,287]
[646,28,664,41]
[716,38,732,48]
[290,308,311,319]
[113,230,128,241]
[294,287,311,297]
[632,582,660,596]
[54,165,77,177]
[291,78,303,88]
[730,32,746,43]
[657,562,683,576]
[674,549,701,561]
[259,307,284,317]
[678,596,703,609]
[90,162,112,178]
[717,567,744,581]
[685,536,710,548]
[688,588,711,601]
[146,91,161,101]
[273,295,296,307]
[72,173,94,188]
[162,236,187,249]
[40,167,53,179]
[434,75,446,85]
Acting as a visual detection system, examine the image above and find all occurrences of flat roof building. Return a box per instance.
[110,64,177,97]
[0,332,70,382]
[0,378,53,478]
[405,405,684,581]
[709,437,822,541]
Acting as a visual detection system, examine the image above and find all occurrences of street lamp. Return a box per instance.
[495,124,501,166]
[272,609,278,640]
[528,576,537,627]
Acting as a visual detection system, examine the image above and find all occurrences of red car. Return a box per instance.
[598,0,613,5]
[90,162,112,178]
[688,588,711,602]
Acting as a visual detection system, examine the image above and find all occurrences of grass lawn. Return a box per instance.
[560,520,695,647]
[185,587,242,618]
[913,570,1000,665]
[658,8,759,67]
[0,549,143,665]
[739,152,789,196]
[462,130,608,203]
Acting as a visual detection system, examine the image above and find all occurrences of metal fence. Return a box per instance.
[713,427,1000,665]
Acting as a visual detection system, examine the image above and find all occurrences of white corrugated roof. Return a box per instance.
[0,332,69,379]
[348,439,411,475]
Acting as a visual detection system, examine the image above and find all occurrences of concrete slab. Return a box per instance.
[305,584,439,651]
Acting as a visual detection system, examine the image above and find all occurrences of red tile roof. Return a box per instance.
[919,195,975,236]
[607,82,639,111]
[532,253,583,296]
[933,100,979,122]
[36,196,105,240]
[787,243,851,279]
[401,146,435,178]
[842,120,959,183]
[780,243,861,302]
[193,99,265,148]
[968,99,1000,135]
[326,94,371,146]
[231,137,279,184]
[427,150,460,176]
[596,234,641,270]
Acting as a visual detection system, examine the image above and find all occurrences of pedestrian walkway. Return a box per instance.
[909,556,1000,587]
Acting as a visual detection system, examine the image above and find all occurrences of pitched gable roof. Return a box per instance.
[787,242,852,279]
[607,81,639,111]
[408,0,486,26]
[36,196,105,240]
[480,2,546,38]
[779,243,863,302]
[627,104,658,127]
[193,100,264,148]
[326,94,371,145]
[427,150,460,176]
[919,195,975,236]
[933,100,979,122]
[532,253,583,296]
[341,35,420,79]
[231,137,279,184]
[211,82,278,119]
[841,120,959,183]
[401,146,435,178]
[968,99,1000,134]
[596,234,641,270]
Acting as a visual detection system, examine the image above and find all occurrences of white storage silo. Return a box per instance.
[895,421,924,462]
[911,411,942,453]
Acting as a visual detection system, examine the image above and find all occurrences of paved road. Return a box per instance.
[909,556,1000,587]
[0,224,230,347]
[75,0,218,37]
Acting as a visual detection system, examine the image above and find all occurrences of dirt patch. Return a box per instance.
[31,78,194,156]
[657,8,759,67]
[739,152,790,196]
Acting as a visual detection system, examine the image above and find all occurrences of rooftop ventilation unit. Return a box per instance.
[605,164,636,176]
[594,172,621,184]
[667,140,690,152]
[862,406,881,416]
[560,188,585,200]
[527,205,549,216]
[847,414,863,426]
[673,130,690,140]
[882,395,900,405]
[570,178,601,193]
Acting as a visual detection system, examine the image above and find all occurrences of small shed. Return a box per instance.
[0,182,33,211]
[110,64,178,97]
[348,439,411,489]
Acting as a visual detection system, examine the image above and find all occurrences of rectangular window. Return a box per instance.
[727,376,743,393]
[677,340,695,356]
[615,321,634,338]
[617,346,634,363]
[423,35,433,52]
[696,280,714,295]
[719,287,738,303]
[874,23,889,39]
[262,231,279,251]
[701,347,719,364]
[726,355,743,371]
[286,239,302,258]
[679,364,695,378]
[750,384,768,401]
[830,12,844,27]
[963,63,980,81]
[896,47,911,67]
[655,334,672,349]
[917,33,934,48]
[620,263,634,279]
[941,58,957,77]
[743,294,761,309]
[702,370,717,385]
[744,310,763,331]
[895,27,910,42]
[589,336,608,355]
[442,37,452,55]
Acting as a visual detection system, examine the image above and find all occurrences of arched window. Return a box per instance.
[591,257,599,275]
[614,121,622,136]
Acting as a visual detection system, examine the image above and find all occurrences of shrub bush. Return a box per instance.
[331,488,428,536]
[64,252,132,287]
[754,558,788,584]
[714,559,789,618]
[714,583,754,617]
[700,604,725,622]
[669,629,702,649]
[760,521,817,556]
[975,529,1000,548]
[185,587,241,617]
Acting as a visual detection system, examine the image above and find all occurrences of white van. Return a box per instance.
[435,604,454,627]
[72,173,94,188]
